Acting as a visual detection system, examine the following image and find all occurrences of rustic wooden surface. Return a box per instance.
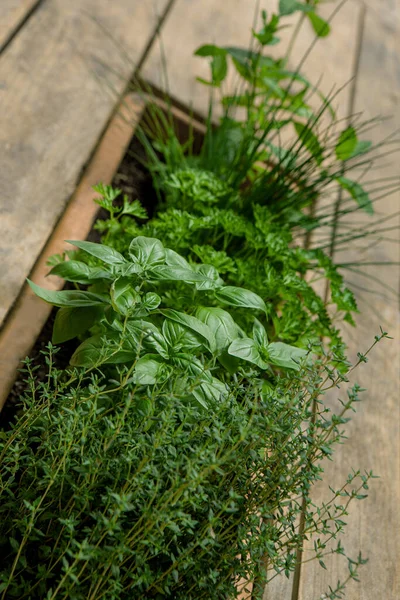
[0,0,40,51]
[142,1,399,599]
[0,0,169,326]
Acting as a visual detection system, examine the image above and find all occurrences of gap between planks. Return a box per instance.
[0,0,42,53]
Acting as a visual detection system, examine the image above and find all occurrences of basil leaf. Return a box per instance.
[160,310,216,353]
[129,236,166,268]
[110,277,140,316]
[70,335,105,367]
[192,376,228,408]
[28,280,108,308]
[253,319,268,348]
[66,240,126,266]
[215,286,267,313]
[149,265,207,284]
[173,354,206,377]
[126,320,169,359]
[165,248,192,270]
[52,306,103,344]
[228,338,268,369]
[49,261,111,284]
[142,292,161,311]
[162,320,203,352]
[133,355,166,385]
[267,342,307,371]
[194,264,224,290]
[196,307,241,352]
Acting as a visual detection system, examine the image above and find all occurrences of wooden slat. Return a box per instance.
[0,0,170,326]
[0,0,40,51]
[298,3,400,599]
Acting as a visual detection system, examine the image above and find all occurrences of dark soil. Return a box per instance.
[2,135,157,425]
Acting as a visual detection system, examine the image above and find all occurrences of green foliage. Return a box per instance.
[0,340,383,599]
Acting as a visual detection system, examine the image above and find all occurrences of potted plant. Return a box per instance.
[0,4,395,598]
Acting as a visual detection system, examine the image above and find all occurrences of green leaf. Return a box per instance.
[165,248,192,270]
[126,320,169,359]
[253,319,268,348]
[105,349,138,364]
[307,11,331,37]
[336,177,373,215]
[294,122,323,165]
[215,286,267,313]
[133,355,165,385]
[52,306,103,344]
[70,335,104,367]
[211,53,228,85]
[159,309,216,353]
[49,261,111,284]
[121,198,148,219]
[192,376,227,408]
[66,240,126,266]
[267,342,307,370]
[228,338,268,369]
[350,140,372,158]
[217,350,240,374]
[142,292,161,311]
[173,353,205,377]
[253,13,280,46]
[129,236,166,269]
[194,44,227,86]
[150,264,210,284]
[162,320,202,352]
[194,264,224,290]
[70,332,136,366]
[110,277,140,315]
[28,280,108,308]
[335,127,358,161]
[279,0,311,15]
[194,44,226,58]
[196,307,241,352]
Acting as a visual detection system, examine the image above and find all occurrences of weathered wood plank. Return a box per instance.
[0,0,170,326]
[298,4,400,599]
[0,0,40,51]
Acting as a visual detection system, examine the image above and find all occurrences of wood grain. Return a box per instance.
[0,0,169,326]
[298,4,400,600]
[0,0,40,51]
